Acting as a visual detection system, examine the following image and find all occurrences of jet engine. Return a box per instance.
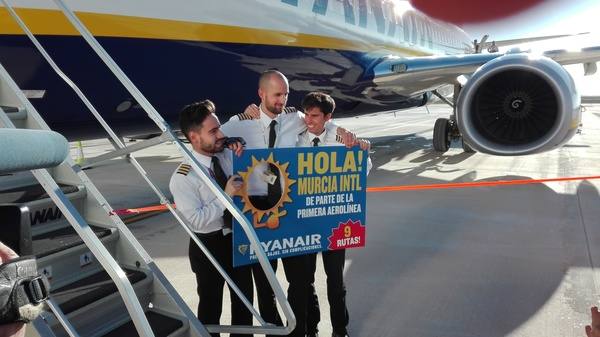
[456,53,581,155]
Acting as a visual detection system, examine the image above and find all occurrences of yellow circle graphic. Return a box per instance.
[237,154,296,230]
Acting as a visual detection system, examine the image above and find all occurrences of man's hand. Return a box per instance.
[336,127,357,148]
[0,241,25,337]
[224,175,243,196]
[0,241,18,261]
[586,306,600,337]
[244,104,261,119]
[227,140,245,157]
[357,138,371,151]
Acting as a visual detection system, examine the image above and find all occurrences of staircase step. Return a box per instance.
[45,266,153,337]
[0,182,79,204]
[0,179,86,241]
[35,227,119,289]
[52,267,147,314]
[33,225,112,258]
[101,310,185,337]
[0,105,26,122]
[0,105,19,113]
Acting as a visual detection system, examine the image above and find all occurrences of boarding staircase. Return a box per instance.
[0,1,294,336]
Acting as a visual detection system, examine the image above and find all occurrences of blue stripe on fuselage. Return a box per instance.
[0,35,417,139]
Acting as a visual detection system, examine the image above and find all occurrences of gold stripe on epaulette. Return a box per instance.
[284,106,297,114]
[176,164,191,175]
[236,112,253,120]
[336,134,344,143]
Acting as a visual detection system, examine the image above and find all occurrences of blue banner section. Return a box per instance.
[232,146,367,266]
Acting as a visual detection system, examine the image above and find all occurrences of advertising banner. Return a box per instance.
[232,146,367,266]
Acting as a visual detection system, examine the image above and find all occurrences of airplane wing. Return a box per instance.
[373,46,600,96]
[582,96,600,104]
[468,33,590,53]
[543,46,600,65]
[483,33,589,49]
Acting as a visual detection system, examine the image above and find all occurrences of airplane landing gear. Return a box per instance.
[432,116,474,153]
[433,118,451,152]
[431,84,476,154]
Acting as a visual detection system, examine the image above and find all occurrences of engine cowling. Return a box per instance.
[456,53,581,155]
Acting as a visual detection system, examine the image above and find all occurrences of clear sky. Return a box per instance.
[460,0,600,95]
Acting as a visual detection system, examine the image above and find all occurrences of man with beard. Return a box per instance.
[169,100,251,337]
[221,70,358,337]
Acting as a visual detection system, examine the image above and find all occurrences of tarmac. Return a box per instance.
[74,103,600,337]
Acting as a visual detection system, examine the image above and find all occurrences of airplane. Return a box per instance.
[0,0,599,156]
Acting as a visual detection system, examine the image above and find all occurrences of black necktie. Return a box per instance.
[211,156,232,229]
[267,120,282,205]
[312,137,320,147]
[268,120,277,148]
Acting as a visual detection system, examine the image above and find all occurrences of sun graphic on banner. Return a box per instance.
[237,154,295,230]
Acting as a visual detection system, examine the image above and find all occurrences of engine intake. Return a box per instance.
[457,54,581,155]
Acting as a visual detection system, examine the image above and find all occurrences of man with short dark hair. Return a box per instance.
[299,92,371,337]
[169,100,251,337]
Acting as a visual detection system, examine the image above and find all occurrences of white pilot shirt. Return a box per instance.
[221,106,340,196]
[297,129,373,175]
[169,149,232,234]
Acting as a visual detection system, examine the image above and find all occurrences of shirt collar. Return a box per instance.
[259,105,280,129]
[307,130,326,144]
[191,150,213,169]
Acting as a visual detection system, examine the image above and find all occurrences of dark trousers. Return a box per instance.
[249,196,310,336]
[306,250,349,335]
[189,232,253,337]
[252,255,310,337]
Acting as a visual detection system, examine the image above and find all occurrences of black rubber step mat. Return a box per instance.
[0,105,19,113]
[33,225,112,258]
[101,311,184,337]
[51,267,147,314]
[0,183,79,204]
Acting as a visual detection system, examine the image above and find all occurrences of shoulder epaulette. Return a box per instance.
[176,163,191,176]
[234,112,254,121]
[284,106,297,114]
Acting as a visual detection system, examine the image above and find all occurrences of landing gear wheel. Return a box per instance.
[461,139,475,153]
[433,118,450,152]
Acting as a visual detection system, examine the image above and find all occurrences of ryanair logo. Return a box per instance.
[176,164,191,176]
[238,244,249,255]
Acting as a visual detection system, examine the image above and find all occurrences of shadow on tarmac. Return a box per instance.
[343,135,600,336]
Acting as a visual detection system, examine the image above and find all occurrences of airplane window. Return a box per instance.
[402,14,410,42]
[312,0,328,15]
[343,0,356,24]
[358,0,367,27]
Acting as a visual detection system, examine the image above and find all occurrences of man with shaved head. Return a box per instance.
[258,70,287,114]
[221,70,357,337]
